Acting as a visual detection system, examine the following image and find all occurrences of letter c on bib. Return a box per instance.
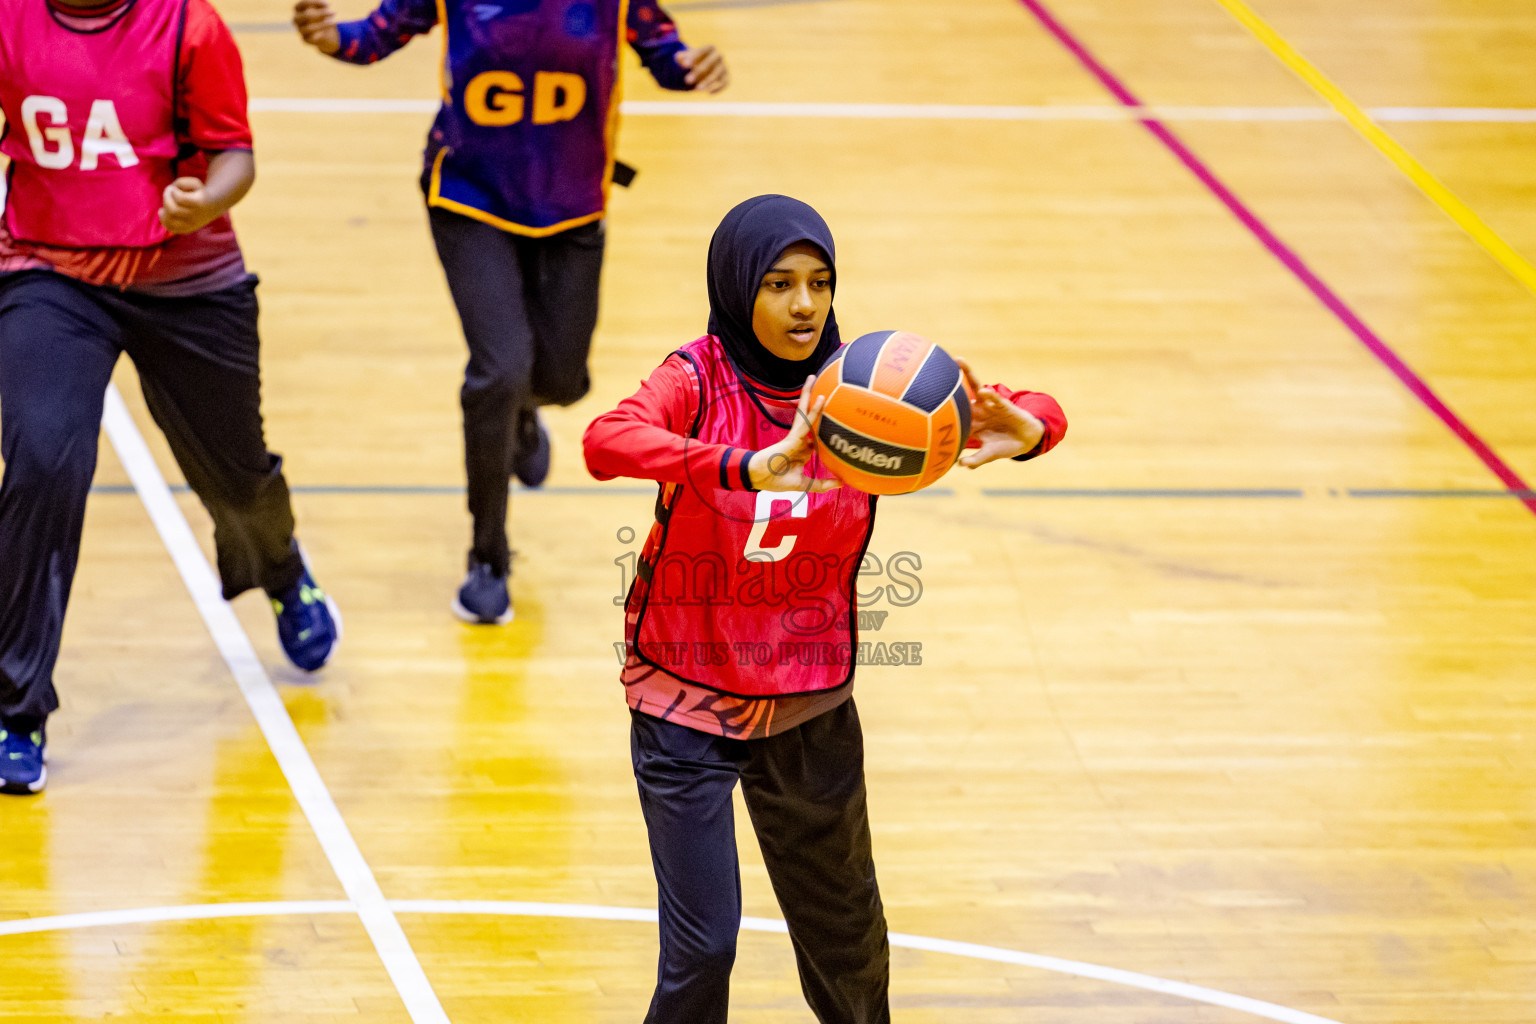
[743,490,808,563]
[464,71,525,126]
[21,96,73,170]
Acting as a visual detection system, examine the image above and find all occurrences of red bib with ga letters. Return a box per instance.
[0,0,186,249]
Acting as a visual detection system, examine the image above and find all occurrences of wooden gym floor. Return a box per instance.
[2,0,1534,1021]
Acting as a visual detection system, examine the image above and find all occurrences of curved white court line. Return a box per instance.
[0,901,354,936]
[0,898,1346,1024]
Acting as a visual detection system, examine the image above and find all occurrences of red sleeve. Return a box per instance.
[177,0,253,151]
[976,384,1067,460]
[583,356,757,491]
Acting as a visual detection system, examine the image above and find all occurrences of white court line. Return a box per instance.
[0,901,355,936]
[248,97,1536,122]
[252,97,439,113]
[0,898,1348,1024]
[1372,106,1536,122]
[623,100,1146,119]
[882,932,1345,1024]
[100,385,450,1024]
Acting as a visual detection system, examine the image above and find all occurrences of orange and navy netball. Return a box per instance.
[810,331,973,495]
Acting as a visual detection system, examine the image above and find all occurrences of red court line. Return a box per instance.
[1015,0,1536,518]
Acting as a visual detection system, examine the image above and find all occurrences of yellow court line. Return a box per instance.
[1212,0,1536,299]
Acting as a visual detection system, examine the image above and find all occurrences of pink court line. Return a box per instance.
[1015,0,1536,519]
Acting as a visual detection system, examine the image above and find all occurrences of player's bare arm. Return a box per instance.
[158,149,255,235]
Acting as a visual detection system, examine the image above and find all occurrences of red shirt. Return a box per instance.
[0,0,253,295]
[585,352,1068,739]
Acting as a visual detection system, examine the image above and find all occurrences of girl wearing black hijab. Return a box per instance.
[584,196,1066,1023]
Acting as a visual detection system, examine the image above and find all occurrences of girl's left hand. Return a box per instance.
[292,0,341,54]
[955,357,1045,468]
[747,377,842,493]
[159,177,220,234]
[677,45,730,93]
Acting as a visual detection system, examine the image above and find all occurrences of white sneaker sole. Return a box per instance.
[314,593,344,667]
[2,765,44,795]
[451,596,514,626]
[292,541,343,671]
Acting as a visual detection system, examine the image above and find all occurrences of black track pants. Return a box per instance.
[427,207,604,575]
[0,271,302,724]
[631,699,891,1024]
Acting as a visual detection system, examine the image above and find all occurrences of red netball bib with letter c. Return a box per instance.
[629,335,876,699]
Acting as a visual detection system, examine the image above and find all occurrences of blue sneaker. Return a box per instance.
[513,409,550,489]
[0,723,46,795]
[271,564,341,672]
[452,559,513,625]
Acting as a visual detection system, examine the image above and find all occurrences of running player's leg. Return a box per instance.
[116,278,336,671]
[428,207,535,580]
[0,273,124,791]
[514,220,605,488]
[631,710,746,1024]
[118,278,300,597]
[526,219,603,409]
[740,699,891,1024]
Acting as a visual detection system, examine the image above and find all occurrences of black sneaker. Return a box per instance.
[452,559,513,625]
[0,722,45,795]
[513,409,551,489]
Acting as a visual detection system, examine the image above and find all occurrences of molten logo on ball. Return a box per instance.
[826,432,904,471]
[809,330,972,496]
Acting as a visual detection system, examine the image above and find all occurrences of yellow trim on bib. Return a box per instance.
[434,0,451,102]
[427,148,606,237]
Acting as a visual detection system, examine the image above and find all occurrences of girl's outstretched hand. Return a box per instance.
[677,45,730,93]
[293,0,341,54]
[748,377,842,493]
[955,357,1045,468]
